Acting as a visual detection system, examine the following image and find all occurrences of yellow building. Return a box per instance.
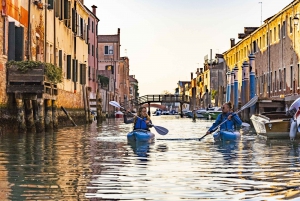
[224,0,300,102]
[29,0,89,108]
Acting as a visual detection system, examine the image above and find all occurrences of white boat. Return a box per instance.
[250,97,300,139]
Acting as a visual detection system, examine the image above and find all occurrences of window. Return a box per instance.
[253,40,257,53]
[270,30,272,44]
[283,21,286,38]
[290,17,293,34]
[291,66,293,89]
[92,45,94,56]
[274,27,276,41]
[275,71,277,91]
[298,64,300,88]
[278,24,281,39]
[270,72,272,92]
[279,69,282,90]
[284,68,286,90]
[104,45,113,55]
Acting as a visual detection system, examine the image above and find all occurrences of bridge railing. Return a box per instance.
[138,94,189,105]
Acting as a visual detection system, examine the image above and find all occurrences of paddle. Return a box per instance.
[109,101,169,135]
[199,95,259,140]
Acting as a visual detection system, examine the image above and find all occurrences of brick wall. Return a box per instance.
[0,17,7,106]
[56,89,84,109]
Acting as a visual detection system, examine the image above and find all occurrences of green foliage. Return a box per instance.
[7,60,62,83]
[211,89,218,100]
[134,85,139,97]
[98,75,109,86]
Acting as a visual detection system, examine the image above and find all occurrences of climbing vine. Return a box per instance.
[6,60,62,83]
[98,75,109,87]
[134,85,139,97]
[211,89,218,100]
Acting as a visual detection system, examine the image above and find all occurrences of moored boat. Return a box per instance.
[127,129,155,142]
[250,111,298,139]
[213,130,241,141]
[201,107,222,120]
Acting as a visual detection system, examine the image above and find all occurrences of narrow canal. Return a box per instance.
[0,115,300,200]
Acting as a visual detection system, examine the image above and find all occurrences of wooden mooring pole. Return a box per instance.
[61,106,77,126]
[15,93,26,132]
[45,99,53,130]
[52,100,58,129]
[96,88,104,121]
[34,98,45,133]
[24,98,35,132]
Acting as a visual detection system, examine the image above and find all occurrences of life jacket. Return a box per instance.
[219,113,239,131]
[134,117,149,130]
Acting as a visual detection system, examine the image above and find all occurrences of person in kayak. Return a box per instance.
[124,106,153,131]
[206,101,242,134]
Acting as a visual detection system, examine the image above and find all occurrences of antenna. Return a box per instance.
[259,2,262,25]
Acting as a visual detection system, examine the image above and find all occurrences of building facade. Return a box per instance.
[224,0,300,104]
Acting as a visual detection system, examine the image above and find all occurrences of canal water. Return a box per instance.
[0,115,300,200]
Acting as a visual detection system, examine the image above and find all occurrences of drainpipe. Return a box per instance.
[234,65,239,111]
[249,53,256,116]
[267,20,270,97]
[54,0,56,65]
[44,0,47,62]
[226,71,231,102]
[27,0,31,60]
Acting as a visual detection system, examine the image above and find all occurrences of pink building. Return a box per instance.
[85,5,99,100]
[97,29,121,115]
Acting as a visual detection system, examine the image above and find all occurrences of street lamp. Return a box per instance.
[294,14,299,26]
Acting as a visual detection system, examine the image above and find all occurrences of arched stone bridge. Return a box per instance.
[141,103,166,110]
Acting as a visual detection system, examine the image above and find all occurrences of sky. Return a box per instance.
[84,0,293,96]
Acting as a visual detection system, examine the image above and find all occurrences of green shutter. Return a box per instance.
[67,55,71,79]
[15,26,24,61]
[8,22,15,61]
[48,0,54,9]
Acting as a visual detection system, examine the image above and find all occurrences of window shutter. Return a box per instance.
[80,64,86,84]
[63,0,69,19]
[72,9,76,33]
[55,0,60,17]
[8,22,15,61]
[67,55,71,79]
[48,0,54,9]
[15,26,24,61]
[58,0,63,20]
[59,50,62,68]
[72,59,76,82]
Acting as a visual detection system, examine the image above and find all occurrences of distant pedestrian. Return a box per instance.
[192,110,196,122]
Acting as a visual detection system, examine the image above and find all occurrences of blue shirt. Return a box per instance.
[208,112,242,132]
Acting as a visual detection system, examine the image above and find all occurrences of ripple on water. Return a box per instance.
[0,118,300,200]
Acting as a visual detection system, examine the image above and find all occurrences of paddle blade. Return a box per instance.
[153,125,169,135]
[241,122,250,127]
[109,101,122,108]
[240,95,258,111]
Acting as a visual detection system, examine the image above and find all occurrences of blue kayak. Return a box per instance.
[213,130,241,141]
[127,129,155,142]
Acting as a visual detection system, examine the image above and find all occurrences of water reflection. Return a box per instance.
[0,117,300,200]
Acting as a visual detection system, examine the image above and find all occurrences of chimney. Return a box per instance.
[91,5,97,15]
[230,38,235,48]
[191,72,193,80]
[118,28,120,35]
[200,68,203,74]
